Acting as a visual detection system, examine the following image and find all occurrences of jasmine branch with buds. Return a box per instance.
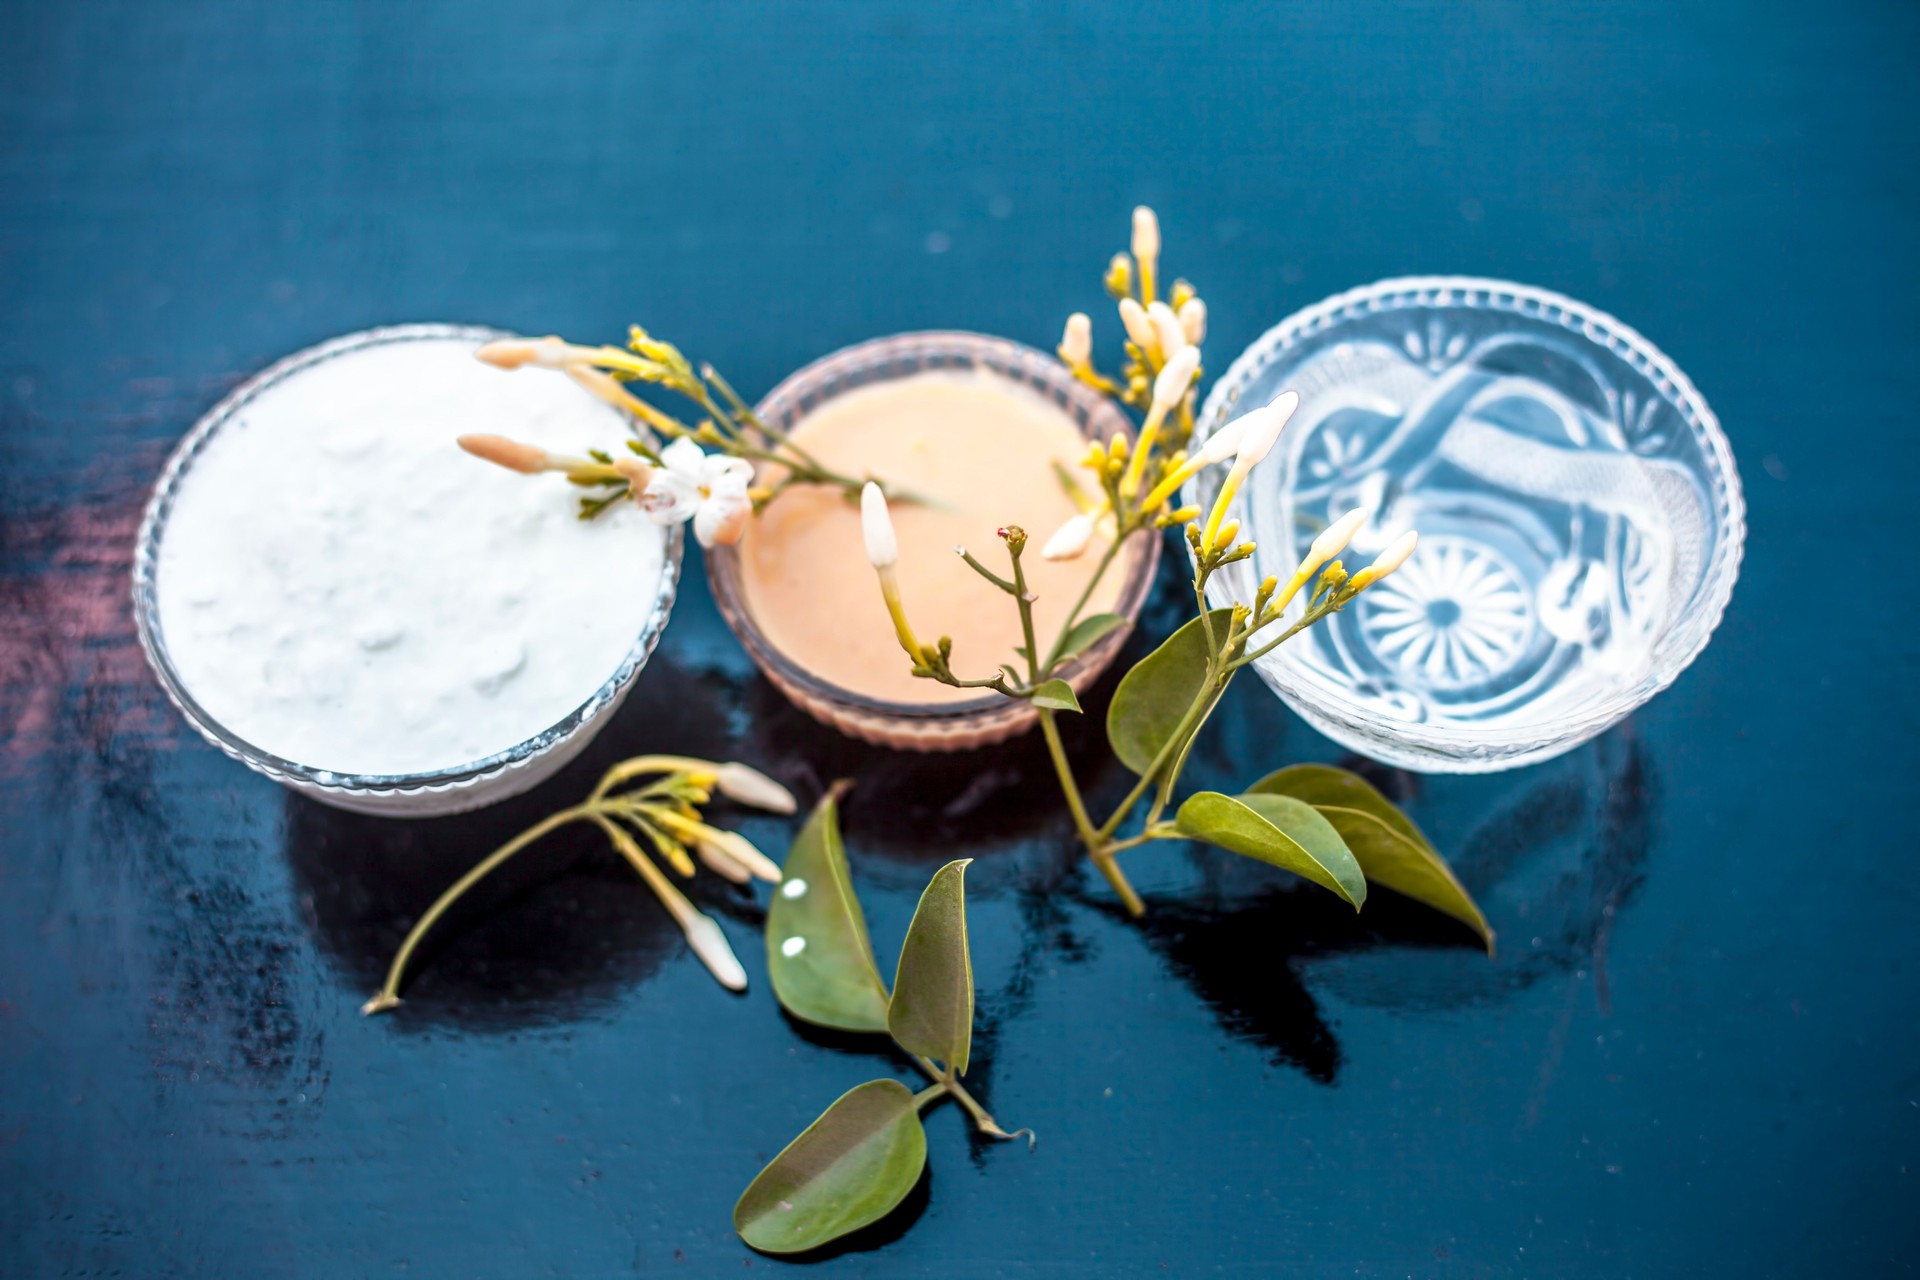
[362,755,798,1013]
[859,209,1481,939]
[459,328,922,548]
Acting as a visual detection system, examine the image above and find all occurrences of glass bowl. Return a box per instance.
[1187,278,1744,773]
[131,323,684,817]
[707,331,1160,752]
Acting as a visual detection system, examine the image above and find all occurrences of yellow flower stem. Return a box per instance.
[588,813,696,920]
[590,755,717,802]
[362,804,592,1014]
[878,568,926,663]
[1119,402,1169,499]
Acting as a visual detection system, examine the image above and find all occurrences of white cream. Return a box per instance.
[155,336,667,776]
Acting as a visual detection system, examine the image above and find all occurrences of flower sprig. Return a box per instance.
[361,755,797,1013]
[853,209,1484,947]
[459,327,915,547]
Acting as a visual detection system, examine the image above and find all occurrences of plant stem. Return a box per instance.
[362,804,591,1014]
[1007,540,1041,685]
[1040,531,1128,672]
[911,1056,1033,1147]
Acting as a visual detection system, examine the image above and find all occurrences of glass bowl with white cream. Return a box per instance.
[133,324,682,816]
[707,331,1159,751]
[1189,278,1744,773]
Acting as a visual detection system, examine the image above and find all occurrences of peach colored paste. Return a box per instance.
[739,370,1125,704]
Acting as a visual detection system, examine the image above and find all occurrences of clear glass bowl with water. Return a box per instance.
[1188,278,1744,772]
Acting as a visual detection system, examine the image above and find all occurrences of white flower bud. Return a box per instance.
[679,911,747,992]
[695,836,753,884]
[475,336,572,370]
[1179,297,1208,345]
[1059,312,1093,367]
[1300,508,1368,577]
[1042,511,1097,561]
[1189,417,1251,468]
[1358,530,1419,584]
[860,481,897,569]
[1118,297,1158,351]
[699,828,782,883]
[713,762,797,814]
[1232,390,1301,470]
[1147,300,1187,357]
[1152,345,1200,414]
[1131,205,1161,263]
[457,434,555,475]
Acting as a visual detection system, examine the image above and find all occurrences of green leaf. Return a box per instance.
[1174,791,1366,909]
[1055,612,1128,662]
[766,787,891,1033]
[1247,764,1432,850]
[886,859,975,1075]
[1028,679,1082,713]
[1106,609,1235,776]
[734,1079,928,1255]
[1247,764,1492,950]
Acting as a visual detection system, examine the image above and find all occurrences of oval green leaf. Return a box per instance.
[1174,791,1366,909]
[1246,765,1493,950]
[1056,611,1128,662]
[1106,609,1235,775]
[766,787,891,1033]
[1029,679,1082,713]
[734,1078,928,1255]
[887,859,975,1076]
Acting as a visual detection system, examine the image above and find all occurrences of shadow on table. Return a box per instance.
[1099,728,1653,1082]
[282,653,773,1032]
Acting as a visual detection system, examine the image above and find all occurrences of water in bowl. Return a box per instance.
[1226,314,1717,739]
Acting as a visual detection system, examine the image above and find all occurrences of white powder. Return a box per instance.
[155,336,668,776]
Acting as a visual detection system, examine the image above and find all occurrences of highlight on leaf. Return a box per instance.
[766,784,892,1033]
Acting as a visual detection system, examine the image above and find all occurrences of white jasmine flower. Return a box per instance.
[474,335,576,370]
[1201,391,1300,552]
[860,481,898,569]
[457,433,567,475]
[1042,511,1098,561]
[1152,345,1200,414]
[1349,531,1420,591]
[1131,205,1161,264]
[1300,508,1368,578]
[1179,297,1208,345]
[639,437,754,548]
[1058,313,1093,368]
[1147,300,1187,357]
[713,762,797,814]
[1118,297,1159,351]
[695,828,782,884]
[679,910,748,992]
[1231,390,1299,470]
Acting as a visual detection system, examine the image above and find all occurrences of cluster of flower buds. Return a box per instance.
[459,430,753,548]
[363,755,796,1012]
[470,329,898,543]
[1056,205,1205,427]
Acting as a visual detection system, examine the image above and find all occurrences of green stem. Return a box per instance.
[1231,611,1320,670]
[1037,709,1100,850]
[1040,531,1128,673]
[362,805,591,1014]
[911,1056,1033,1146]
[1007,541,1041,685]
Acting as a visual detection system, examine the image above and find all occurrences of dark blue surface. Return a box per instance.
[4,1,1917,1275]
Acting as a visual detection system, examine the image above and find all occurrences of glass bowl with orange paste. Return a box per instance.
[707,331,1160,751]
